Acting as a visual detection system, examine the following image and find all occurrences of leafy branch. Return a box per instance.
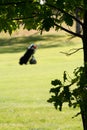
[47,66,87,115]
[46,3,83,27]
[0,0,33,6]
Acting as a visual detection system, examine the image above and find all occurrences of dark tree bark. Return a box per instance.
[83,9,87,64]
[76,8,81,34]
[81,7,87,130]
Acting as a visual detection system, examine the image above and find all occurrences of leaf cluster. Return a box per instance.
[47,66,87,114]
[0,0,84,35]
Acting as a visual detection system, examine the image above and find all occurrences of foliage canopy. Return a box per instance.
[0,0,84,37]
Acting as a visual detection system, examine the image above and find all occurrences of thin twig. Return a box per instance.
[60,47,83,56]
[72,112,81,118]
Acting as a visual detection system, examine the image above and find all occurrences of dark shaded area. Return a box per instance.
[0,34,75,53]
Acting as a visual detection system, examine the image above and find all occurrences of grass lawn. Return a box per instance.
[0,29,83,130]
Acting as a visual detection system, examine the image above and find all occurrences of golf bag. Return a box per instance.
[19,44,37,65]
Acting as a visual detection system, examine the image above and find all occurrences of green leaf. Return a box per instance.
[63,14,73,26]
[51,79,62,86]
[42,18,54,31]
[63,86,71,101]
[50,86,61,93]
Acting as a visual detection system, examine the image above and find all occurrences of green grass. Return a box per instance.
[0,30,83,130]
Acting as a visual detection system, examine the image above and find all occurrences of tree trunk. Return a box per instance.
[80,99,87,130]
[81,6,87,130]
[76,8,81,34]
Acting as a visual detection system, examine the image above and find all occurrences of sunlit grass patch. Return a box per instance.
[0,30,83,130]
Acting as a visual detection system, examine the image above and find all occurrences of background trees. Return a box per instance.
[0,0,87,130]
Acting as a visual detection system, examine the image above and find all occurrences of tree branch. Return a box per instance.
[46,3,83,27]
[10,16,36,21]
[0,1,25,6]
[0,0,33,6]
[60,47,83,56]
[54,23,83,38]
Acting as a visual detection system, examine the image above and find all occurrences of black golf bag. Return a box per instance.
[19,44,37,65]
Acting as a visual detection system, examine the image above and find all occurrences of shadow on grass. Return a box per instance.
[0,34,75,53]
